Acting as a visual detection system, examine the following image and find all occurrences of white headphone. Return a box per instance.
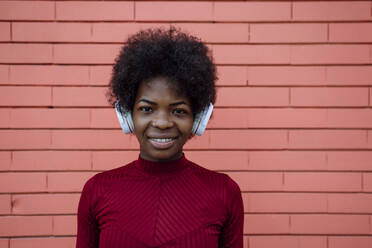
[115,101,213,136]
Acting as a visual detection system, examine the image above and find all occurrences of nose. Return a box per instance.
[151,112,174,129]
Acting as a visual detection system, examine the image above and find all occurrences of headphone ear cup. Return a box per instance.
[115,101,135,134]
[192,103,213,136]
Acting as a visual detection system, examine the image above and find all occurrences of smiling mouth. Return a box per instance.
[148,137,177,149]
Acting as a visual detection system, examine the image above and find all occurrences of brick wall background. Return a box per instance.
[1,1,372,248]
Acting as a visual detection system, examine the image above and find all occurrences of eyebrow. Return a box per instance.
[138,99,189,106]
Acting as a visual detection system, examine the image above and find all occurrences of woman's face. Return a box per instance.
[132,77,194,162]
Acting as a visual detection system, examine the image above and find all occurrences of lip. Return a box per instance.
[148,137,177,149]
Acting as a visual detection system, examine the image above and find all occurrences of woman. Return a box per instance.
[76,27,244,248]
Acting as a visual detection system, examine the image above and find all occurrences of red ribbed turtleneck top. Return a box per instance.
[76,155,244,248]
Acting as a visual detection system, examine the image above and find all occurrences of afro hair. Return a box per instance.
[107,26,217,115]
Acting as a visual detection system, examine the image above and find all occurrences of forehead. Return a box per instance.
[136,77,188,102]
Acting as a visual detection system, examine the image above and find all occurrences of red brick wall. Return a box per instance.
[1,1,372,247]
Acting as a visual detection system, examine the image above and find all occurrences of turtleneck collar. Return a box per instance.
[135,154,190,176]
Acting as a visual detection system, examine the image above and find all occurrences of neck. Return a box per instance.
[135,154,189,175]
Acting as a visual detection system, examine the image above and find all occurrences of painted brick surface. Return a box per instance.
[1,1,371,247]
[0,22,11,41]
[9,65,90,85]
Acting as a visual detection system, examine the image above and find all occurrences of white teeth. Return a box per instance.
[151,138,173,143]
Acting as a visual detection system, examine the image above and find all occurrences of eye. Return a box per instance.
[172,108,188,116]
[138,106,152,112]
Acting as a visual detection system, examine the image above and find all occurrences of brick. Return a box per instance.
[0,195,11,214]
[293,1,371,21]
[9,65,90,85]
[228,172,283,192]
[12,151,91,171]
[136,2,213,21]
[0,109,10,128]
[186,151,249,171]
[91,23,147,42]
[0,152,11,171]
[48,172,96,192]
[0,44,52,63]
[291,45,370,65]
[249,236,327,248]
[10,237,76,248]
[56,1,133,21]
[177,23,249,43]
[92,151,138,171]
[248,66,326,86]
[10,108,90,128]
[289,130,368,149]
[91,108,118,128]
[0,23,10,41]
[328,151,372,171]
[244,193,327,213]
[216,87,289,107]
[326,66,372,85]
[12,194,80,214]
[249,151,327,171]
[52,87,109,107]
[290,214,370,234]
[186,130,287,150]
[244,214,289,234]
[51,130,138,149]
[209,108,328,129]
[0,1,54,20]
[329,237,372,248]
[291,87,368,107]
[214,2,291,21]
[330,23,372,43]
[0,130,51,149]
[0,65,9,84]
[217,66,247,86]
[93,23,249,44]
[363,173,372,192]
[248,108,328,128]
[251,24,327,43]
[53,215,77,235]
[208,108,249,129]
[0,173,47,193]
[53,44,121,64]
[0,86,51,106]
[328,109,372,128]
[0,239,8,248]
[13,23,91,42]
[89,66,112,85]
[328,193,372,213]
[284,172,362,192]
[244,237,248,248]
[213,45,290,65]
[0,216,52,237]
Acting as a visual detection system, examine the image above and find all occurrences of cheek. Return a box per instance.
[132,116,147,138]
[181,119,194,136]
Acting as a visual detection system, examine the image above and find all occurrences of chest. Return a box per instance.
[94,176,227,247]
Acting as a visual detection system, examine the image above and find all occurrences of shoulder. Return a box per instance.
[82,160,137,191]
[95,160,137,179]
[187,159,226,180]
[187,159,241,195]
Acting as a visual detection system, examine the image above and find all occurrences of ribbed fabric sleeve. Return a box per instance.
[76,177,100,248]
[219,176,244,247]
[76,155,244,248]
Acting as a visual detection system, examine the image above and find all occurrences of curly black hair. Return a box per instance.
[107,26,217,115]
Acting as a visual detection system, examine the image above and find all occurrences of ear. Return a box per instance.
[191,103,213,136]
[115,101,135,134]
